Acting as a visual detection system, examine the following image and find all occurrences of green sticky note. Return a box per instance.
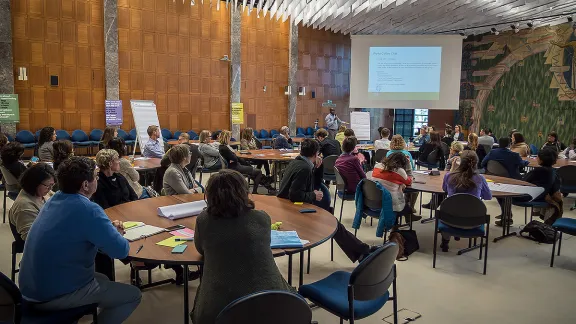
[156,236,186,248]
[293,202,303,205]
[123,221,141,229]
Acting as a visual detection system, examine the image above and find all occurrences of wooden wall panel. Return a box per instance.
[118,0,230,133]
[240,13,289,132]
[12,0,106,133]
[297,25,350,129]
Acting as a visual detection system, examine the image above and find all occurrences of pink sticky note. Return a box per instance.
[169,228,195,238]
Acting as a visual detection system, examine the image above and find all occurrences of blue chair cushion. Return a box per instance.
[552,218,576,236]
[262,146,272,149]
[22,143,36,149]
[21,302,96,324]
[438,222,485,238]
[337,191,355,200]
[560,185,576,193]
[363,208,381,218]
[299,271,390,320]
[512,200,549,208]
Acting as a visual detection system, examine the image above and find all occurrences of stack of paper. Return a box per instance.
[158,200,207,220]
[169,228,194,238]
[487,183,544,201]
[270,230,304,248]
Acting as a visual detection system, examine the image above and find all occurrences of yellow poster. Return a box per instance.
[231,102,244,124]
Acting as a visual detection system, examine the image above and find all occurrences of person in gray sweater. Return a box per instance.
[37,126,56,161]
[198,130,222,170]
[163,144,200,196]
[191,169,293,324]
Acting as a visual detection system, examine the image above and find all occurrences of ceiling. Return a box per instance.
[206,0,576,36]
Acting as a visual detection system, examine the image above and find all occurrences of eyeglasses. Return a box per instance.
[41,182,55,189]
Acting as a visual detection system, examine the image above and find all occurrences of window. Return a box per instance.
[394,109,429,142]
[413,109,429,136]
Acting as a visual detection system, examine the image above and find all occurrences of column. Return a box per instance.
[103,0,119,100]
[230,7,241,140]
[0,0,16,136]
[287,20,298,136]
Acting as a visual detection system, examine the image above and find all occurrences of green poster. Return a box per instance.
[0,94,19,122]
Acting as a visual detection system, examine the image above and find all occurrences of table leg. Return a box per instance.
[183,265,189,324]
[421,193,437,224]
[299,252,304,287]
[287,254,293,286]
[493,197,517,242]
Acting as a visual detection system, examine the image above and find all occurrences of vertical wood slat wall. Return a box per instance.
[12,0,106,133]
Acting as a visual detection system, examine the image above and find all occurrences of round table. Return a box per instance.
[167,140,240,146]
[131,157,161,170]
[523,156,575,168]
[409,170,536,242]
[235,149,299,161]
[104,194,337,324]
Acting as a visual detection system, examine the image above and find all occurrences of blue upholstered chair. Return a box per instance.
[70,130,91,148]
[434,194,490,275]
[216,291,312,324]
[550,218,576,267]
[173,131,182,140]
[299,243,399,324]
[5,133,14,142]
[529,144,539,155]
[15,131,36,149]
[0,270,98,324]
[558,165,576,196]
[161,128,172,141]
[89,129,103,145]
[306,127,315,138]
[296,127,306,137]
[512,200,550,224]
[187,130,198,140]
[129,128,137,141]
[252,130,259,138]
[259,129,271,141]
[270,129,279,139]
[322,155,338,183]
[55,130,71,141]
[117,129,134,146]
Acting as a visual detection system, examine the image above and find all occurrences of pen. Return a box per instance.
[175,238,194,241]
[136,245,143,254]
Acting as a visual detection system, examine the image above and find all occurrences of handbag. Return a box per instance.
[389,229,419,260]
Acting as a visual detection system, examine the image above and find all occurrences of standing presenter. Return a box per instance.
[325,108,347,139]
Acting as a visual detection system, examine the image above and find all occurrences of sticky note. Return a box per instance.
[170,228,194,238]
[485,179,494,182]
[123,221,141,229]
[156,236,186,248]
[294,202,303,205]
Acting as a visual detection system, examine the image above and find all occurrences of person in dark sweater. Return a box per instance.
[1,142,27,180]
[273,126,293,149]
[92,149,138,209]
[481,137,528,179]
[418,131,445,168]
[541,131,567,153]
[277,139,378,263]
[315,128,342,157]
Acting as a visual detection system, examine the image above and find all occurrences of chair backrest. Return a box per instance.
[322,155,338,175]
[306,127,314,135]
[70,130,88,142]
[0,166,21,192]
[5,133,14,142]
[173,131,182,139]
[129,129,137,140]
[215,291,312,324]
[361,179,382,210]
[35,130,41,141]
[161,129,172,140]
[558,165,576,186]
[0,270,22,323]
[334,166,348,193]
[529,144,538,155]
[187,130,198,140]
[89,129,103,142]
[438,194,488,227]
[55,130,70,141]
[296,127,305,135]
[15,131,35,144]
[485,160,509,177]
[349,243,398,301]
[252,130,259,138]
[260,129,269,138]
[482,144,492,155]
[117,129,129,140]
[373,149,389,165]
[270,129,279,137]
[9,222,25,248]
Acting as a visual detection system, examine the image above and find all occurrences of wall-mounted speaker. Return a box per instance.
[50,75,59,87]
[311,90,316,98]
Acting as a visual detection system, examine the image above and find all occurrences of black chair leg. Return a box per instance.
[432,222,439,269]
[307,249,311,274]
[558,232,563,256]
[339,197,345,223]
[3,189,7,223]
[551,230,558,267]
[479,237,483,260]
[370,217,373,226]
[93,307,99,324]
[330,238,334,261]
[392,272,398,324]
[11,249,16,282]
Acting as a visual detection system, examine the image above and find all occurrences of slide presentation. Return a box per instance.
[350,35,462,110]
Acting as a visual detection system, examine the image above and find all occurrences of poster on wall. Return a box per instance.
[231,103,244,124]
[0,94,19,123]
[350,111,371,141]
[105,100,123,126]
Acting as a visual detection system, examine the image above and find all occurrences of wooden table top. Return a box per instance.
[167,140,240,146]
[523,156,576,168]
[409,170,535,197]
[131,157,162,170]
[104,194,337,265]
[291,137,306,143]
[235,149,300,161]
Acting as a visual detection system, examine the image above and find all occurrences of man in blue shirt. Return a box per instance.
[142,125,165,158]
[481,137,528,179]
[412,126,430,146]
[19,157,141,323]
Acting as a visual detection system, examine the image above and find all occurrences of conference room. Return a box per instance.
[1,0,576,324]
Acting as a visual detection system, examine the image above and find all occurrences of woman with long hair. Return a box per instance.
[99,126,118,150]
[370,152,413,220]
[107,137,145,198]
[453,125,464,141]
[198,130,222,171]
[37,126,56,161]
[440,150,492,252]
[418,131,445,168]
[52,140,74,171]
[510,132,530,157]
[240,127,270,176]
[464,133,487,167]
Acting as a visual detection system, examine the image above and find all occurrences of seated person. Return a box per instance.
[442,126,454,147]
[9,163,55,241]
[481,137,528,179]
[107,137,146,198]
[478,128,495,147]
[0,133,8,150]
[488,129,498,143]
[412,125,430,146]
[510,132,530,157]
[273,126,293,149]
[387,135,415,171]
[1,142,27,179]
[445,141,464,172]
[335,136,366,194]
[343,129,366,165]
[418,131,445,168]
[18,157,141,322]
[211,130,222,141]
[453,124,464,141]
[563,137,576,160]
[52,140,74,171]
[240,127,270,176]
[440,151,492,252]
[99,126,118,150]
[464,133,487,168]
[541,131,566,153]
[37,126,56,162]
[219,131,273,194]
[177,132,202,178]
[92,149,138,209]
[374,128,391,150]
[190,170,293,323]
[335,125,347,145]
[198,130,222,170]
[277,139,378,263]
[369,152,415,222]
[142,125,165,158]
[315,128,341,157]
[163,144,201,195]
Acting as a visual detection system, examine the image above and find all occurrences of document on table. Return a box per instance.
[123,224,166,242]
[156,236,186,247]
[270,230,304,248]
[158,200,207,220]
[487,183,544,201]
[134,157,149,160]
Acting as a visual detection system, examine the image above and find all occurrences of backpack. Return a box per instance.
[520,220,557,244]
[388,230,420,261]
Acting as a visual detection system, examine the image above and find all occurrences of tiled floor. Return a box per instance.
[1,184,576,324]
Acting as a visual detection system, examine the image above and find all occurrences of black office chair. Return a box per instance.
[9,223,24,282]
[322,155,338,183]
[0,271,98,324]
[215,291,313,324]
[485,160,509,177]
[558,165,576,210]
[0,165,20,223]
[372,149,389,167]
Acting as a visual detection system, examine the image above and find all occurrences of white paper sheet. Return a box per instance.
[487,183,544,201]
[158,200,207,220]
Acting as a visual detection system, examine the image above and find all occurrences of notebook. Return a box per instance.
[123,224,166,242]
[158,200,207,220]
[270,230,304,249]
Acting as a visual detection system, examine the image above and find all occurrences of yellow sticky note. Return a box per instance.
[156,236,186,248]
[294,202,303,205]
[486,179,494,182]
[123,221,141,229]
